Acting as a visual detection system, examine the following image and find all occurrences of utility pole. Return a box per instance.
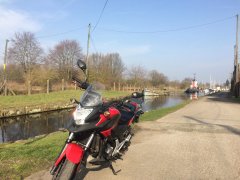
[3,39,9,96]
[86,24,91,67]
[233,14,239,97]
[235,14,239,83]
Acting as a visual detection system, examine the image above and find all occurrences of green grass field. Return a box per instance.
[141,100,190,122]
[0,90,129,109]
[0,132,68,179]
[0,99,190,179]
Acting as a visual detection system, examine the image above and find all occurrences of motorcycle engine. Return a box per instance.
[105,143,114,157]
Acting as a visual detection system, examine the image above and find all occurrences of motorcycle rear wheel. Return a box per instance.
[52,159,78,180]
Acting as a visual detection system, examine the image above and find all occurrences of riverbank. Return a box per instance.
[0,90,129,118]
[0,100,190,179]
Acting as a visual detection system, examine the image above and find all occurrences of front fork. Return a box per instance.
[50,132,95,175]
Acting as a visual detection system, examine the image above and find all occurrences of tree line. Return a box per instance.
[0,31,200,93]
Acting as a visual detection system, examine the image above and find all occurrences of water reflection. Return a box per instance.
[0,110,72,143]
[0,95,187,143]
[142,95,186,112]
[189,92,198,100]
[186,92,205,100]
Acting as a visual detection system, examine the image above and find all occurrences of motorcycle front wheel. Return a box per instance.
[52,159,78,180]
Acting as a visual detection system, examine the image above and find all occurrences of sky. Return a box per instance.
[0,0,240,83]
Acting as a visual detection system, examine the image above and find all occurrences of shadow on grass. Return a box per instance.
[184,115,240,136]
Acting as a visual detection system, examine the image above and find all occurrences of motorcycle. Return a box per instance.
[50,59,144,180]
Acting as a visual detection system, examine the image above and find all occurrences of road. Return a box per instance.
[26,93,240,180]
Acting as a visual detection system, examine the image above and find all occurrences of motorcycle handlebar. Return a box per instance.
[72,76,89,90]
[131,92,144,98]
[103,92,143,108]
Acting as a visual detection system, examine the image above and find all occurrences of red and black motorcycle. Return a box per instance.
[50,60,144,180]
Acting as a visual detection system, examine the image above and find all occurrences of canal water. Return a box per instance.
[0,95,187,143]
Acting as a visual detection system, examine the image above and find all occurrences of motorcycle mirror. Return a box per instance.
[132,92,144,98]
[77,59,87,72]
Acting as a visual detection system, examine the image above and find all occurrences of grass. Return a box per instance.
[141,100,190,122]
[0,90,129,109]
[0,132,68,179]
[0,100,190,179]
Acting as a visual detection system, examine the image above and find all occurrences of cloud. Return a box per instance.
[0,5,42,61]
[0,6,42,36]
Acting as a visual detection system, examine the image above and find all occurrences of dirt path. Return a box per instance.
[26,93,240,180]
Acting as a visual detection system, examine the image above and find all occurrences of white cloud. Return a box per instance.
[0,6,41,35]
[0,5,42,62]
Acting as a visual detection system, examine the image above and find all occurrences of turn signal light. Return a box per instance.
[104,111,110,117]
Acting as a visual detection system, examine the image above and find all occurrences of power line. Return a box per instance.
[33,14,235,40]
[92,0,109,33]
[98,15,235,34]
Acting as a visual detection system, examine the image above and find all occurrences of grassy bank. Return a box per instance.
[0,132,68,179]
[141,100,190,122]
[0,100,190,179]
[0,90,129,109]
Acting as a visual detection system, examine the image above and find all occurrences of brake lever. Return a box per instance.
[70,98,79,104]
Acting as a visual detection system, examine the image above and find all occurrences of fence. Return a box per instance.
[0,79,77,95]
[1,80,146,96]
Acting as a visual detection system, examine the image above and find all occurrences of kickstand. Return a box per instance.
[109,162,121,175]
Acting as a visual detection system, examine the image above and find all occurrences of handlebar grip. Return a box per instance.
[72,76,83,84]
[72,76,89,90]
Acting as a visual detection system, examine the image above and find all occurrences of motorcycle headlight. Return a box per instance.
[73,106,93,125]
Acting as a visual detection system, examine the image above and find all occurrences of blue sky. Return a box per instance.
[0,0,240,83]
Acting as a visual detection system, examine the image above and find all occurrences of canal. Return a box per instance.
[0,95,187,143]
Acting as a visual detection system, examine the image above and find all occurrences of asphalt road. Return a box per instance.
[27,93,240,180]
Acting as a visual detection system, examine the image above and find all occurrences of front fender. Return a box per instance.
[66,143,84,164]
[54,143,84,166]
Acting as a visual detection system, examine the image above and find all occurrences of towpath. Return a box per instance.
[26,93,240,180]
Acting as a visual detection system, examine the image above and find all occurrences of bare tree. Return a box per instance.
[127,65,147,86]
[169,80,180,89]
[180,77,192,89]
[8,32,43,82]
[47,40,83,80]
[149,70,168,87]
[88,53,125,87]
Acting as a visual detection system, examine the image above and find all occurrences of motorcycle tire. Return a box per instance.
[52,159,78,180]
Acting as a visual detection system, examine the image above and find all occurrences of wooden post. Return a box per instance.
[28,81,31,95]
[1,120,5,142]
[62,79,65,91]
[118,82,120,91]
[3,39,9,96]
[113,82,116,91]
[47,79,49,94]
